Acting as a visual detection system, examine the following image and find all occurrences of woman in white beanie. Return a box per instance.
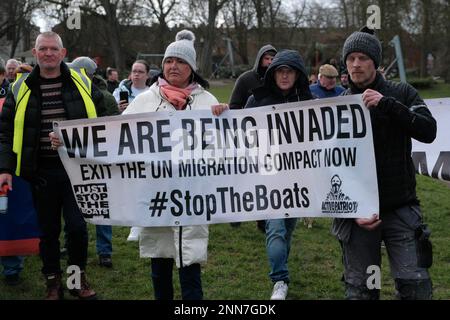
[124,30,227,300]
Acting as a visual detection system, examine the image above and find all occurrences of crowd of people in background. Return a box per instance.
[0,25,436,301]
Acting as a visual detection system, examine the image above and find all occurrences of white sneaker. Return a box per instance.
[127,227,142,242]
[270,281,288,300]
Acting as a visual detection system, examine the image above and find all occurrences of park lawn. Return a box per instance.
[416,82,450,99]
[1,82,449,300]
[209,80,235,103]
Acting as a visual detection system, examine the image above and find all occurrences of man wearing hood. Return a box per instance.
[245,50,313,300]
[228,46,277,231]
[67,57,118,269]
[229,45,277,110]
[245,50,312,107]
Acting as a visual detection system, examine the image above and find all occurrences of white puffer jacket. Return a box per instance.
[123,82,219,267]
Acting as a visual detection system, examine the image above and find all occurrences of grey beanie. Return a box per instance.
[342,27,382,68]
[68,56,97,76]
[163,30,197,71]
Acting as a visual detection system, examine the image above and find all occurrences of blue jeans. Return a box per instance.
[0,256,24,276]
[96,225,112,256]
[265,218,297,283]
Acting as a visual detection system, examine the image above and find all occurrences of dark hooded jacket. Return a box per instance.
[92,74,120,116]
[229,44,277,109]
[331,72,436,242]
[344,72,436,213]
[0,62,106,180]
[245,50,312,108]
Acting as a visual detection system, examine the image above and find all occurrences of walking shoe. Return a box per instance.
[68,271,97,300]
[60,246,68,258]
[257,220,266,233]
[270,281,288,300]
[302,217,314,229]
[45,273,64,300]
[4,274,21,286]
[127,227,141,241]
[99,255,113,268]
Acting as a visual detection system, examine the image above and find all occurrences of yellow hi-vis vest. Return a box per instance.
[11,68,97,176]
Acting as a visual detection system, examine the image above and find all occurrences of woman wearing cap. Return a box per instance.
[124,30,225,300]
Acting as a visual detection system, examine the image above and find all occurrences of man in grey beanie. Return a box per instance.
[67,56,118,268]
[68,56,98,76]
[332,27,436,300]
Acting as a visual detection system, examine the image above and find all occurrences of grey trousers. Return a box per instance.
[339,205,432,299]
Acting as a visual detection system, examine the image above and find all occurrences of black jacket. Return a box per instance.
[0,62,106,180]
[0,79,9,98]
[245,49,312,108]
[92,75,120,116]
[229,44,277,109]
[344,72,436,213]
[106,79,119,94]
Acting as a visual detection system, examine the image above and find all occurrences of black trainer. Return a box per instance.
[99,255,113,268]
[257,220,266,233]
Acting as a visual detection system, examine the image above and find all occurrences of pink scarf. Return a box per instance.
[158,77,197,110]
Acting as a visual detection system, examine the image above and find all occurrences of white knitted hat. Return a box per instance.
[163,30,197,71]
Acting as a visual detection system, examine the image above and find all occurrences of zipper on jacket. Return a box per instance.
[178,226,183,267]
[14,88,30,111]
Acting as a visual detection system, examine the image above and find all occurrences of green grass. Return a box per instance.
[2,175,449,300]
[417,82,450,99]
[1,82,449,300]
[208,80,235,103]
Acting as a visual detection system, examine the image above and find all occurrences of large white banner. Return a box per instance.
[413,98,450,182]
[54,95,378,226]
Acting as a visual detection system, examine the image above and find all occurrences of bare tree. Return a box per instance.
[419,0,450,81]
[140,0,178,52]
[40,1,83,54]
[97,0,128,71]
[287,1,307,43]
[45,0,139,71]
[251,0,266,46]
[340,0,350,30]
[266,0,281,43]
[0,0,41,58]
[185,0,230,77]
[443,0,450,82]
[222,0,254,64]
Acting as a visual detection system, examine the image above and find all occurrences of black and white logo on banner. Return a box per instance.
[73,183,110,218]
[321,174,358,214]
